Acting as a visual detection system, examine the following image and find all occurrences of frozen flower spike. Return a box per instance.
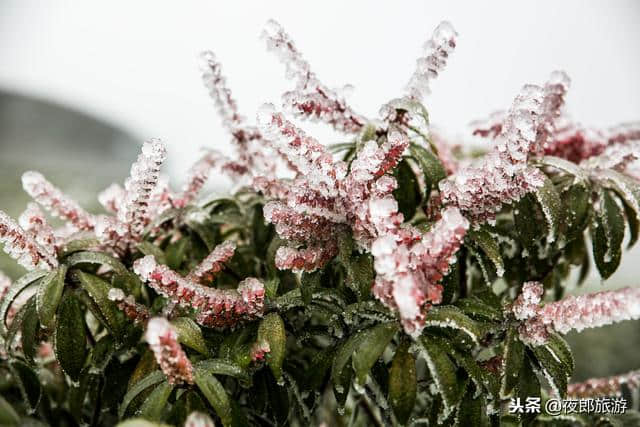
[134,255,265,328]
[186,240,237,283]
[108,288,149,325]
[18,203,57,257]
[372,207,469,335]
[145,317,194,385]
[0,210,58,271]
[262,19,365,133]
[514,283,640,345]
[405,21,457,101]
[567,369,640,398]
[98,183,125,214]
[22,171,95,231]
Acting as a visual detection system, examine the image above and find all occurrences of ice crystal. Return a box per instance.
[186,240,236,283]
[250,339,271,362]
[262,20,365,133]
[405,21,458,101]
[184,412,216,427]
[0,210,58,270]
[18,203,57,258]
[98,183,125,214]
[515,283,640,345]
[22,171,94,231]
[134,255,265,328]
[145,317,194,385]
[567,369,640,398]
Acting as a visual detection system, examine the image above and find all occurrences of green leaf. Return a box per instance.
[20,297,40,364]
[501,327,525,397]
[409,143,446,198]
[562,183,591,241]
[54,293,87,381]
[538,156,589,182]
[352,322,398,386]
[454,296,503,322]
[193,368,232,427]
[138,381,174,421]
[518,354,541,425]
[467,227,504,277]
[8,359,42,413]
[257,313,286,381]
[591,190,625,279]
[545,333,574,375]
[73,270,123,334]
[455,386,489,427]
[514,193,544,252]
[423,306,482,346]
[393,158,421,220]
[165,237,190,270]
[388,340,417,425]
[171,317,209,356]
[300,270,321,305]
[599,169,640,248]
[0,395,20,425]
[116,419,172,427]
[194,359,248,381]
[533,174,563,245]
[119,370,165,418]
[331,328,371,405]
[417,337,462,418]
[346,253,374,300]
[449,348,499,400]
[36,265,67,329]
[64,251,129,276]
[0,270,47,335]
[6,296,35,354]
[531,344,569,398]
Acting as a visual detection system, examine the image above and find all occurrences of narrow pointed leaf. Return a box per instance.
[257,313,286,381]
[467,227,504,277]
[0,395,20,425]
[20,297,40,364]
[417,337,461,418]
[533,174,563,244]
[54,293,87,381]
[8,360,42,413]
[352,322,397,385]
[0,270,47,335]
[591,190,625,279]
[193,368,232,427]
[119,370,165,418]
[171,317,209,356]
[388,340,417,425]
[36,265,67,329]
[501,327,525,397]
[531,344,568,398]
[423,306,482,346]
[73,270,123,334]
[393,158,421,220]
[138,381,174,421]
[409,143,446,198]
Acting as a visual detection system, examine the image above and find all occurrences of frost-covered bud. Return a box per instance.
[118,139,167,239]
[134,256,265,328]
[185,412,216,427]
[18,203,57,257]
[108,288,149,325]
[250,339,271,362]
[405,21,457,101]
[200,50,244,132]
[186,240,237,283]
[0,210,58,271]
[22,171,94,231]
[98,183,125,214]
[567,370,640,398]
[145,317,194,385]
[511,282,544,320]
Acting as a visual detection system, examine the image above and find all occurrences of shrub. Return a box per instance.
[1,19,639,427]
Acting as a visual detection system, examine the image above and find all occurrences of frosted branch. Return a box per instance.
[0,210,58,271]
[22,171,94,231]
[145,317,194,385]
[568,369,640,398]
[186,240,237,283]
[134,255,265,327]
[262,19,365,133]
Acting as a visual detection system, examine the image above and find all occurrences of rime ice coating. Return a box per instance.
[439,72,571,224]
[134,255,265,328]
[0,210,58,271]
[371,207,469,335]
[567,369,640,398]
[186,240,237,283]
[108,288,149,325]
[262,19,365,133]
[145,317,194,385]
[98,183,125,214]
[22,171,95,231]
[18,203,57,258]
[184,412,216,427]
[405,21,457,101]
[513,282,640,345]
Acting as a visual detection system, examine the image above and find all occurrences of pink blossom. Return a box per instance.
[567,369,640,398]
[186,240,237,283]
[514,283,640,345]
[22,171,94,231]
[262,20,365,133]
[134,255,265,328]
[145,317,194,385]
[250,339,271,362]
[274,243,338,273]
[98,183,125,214]
[0,210,58,271]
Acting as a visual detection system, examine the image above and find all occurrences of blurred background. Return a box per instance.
[0,0,639,383]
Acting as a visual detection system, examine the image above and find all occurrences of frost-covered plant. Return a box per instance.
[1,19,640,427]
